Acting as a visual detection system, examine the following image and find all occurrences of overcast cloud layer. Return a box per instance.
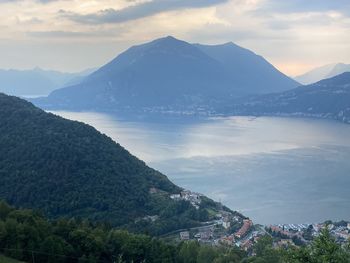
[1,0,349,76]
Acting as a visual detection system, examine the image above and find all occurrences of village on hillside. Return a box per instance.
[168,190,350,252]
[168,190,262,251]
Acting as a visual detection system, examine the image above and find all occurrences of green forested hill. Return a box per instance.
[0,93,218,234]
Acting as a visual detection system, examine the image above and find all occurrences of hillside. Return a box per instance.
[33,36,299,113]
[227,72,350,123]
[0,93,232,235]
[195,42,298,94]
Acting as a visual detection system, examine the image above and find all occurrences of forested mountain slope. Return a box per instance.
[0,93,226,234]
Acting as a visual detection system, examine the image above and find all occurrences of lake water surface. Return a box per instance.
[52,111,350,225]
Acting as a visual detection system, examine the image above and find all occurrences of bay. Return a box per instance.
[52,111,350,225]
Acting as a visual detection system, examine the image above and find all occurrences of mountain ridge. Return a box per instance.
[295,63,350,85]
[0,67,94,97]
[32,36,299,112]
[227,72,350,124]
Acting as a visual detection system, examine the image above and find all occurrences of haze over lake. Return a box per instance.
[52,111,350,225]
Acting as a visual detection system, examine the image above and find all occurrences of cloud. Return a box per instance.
[27,30,95,38]
[27,29,124,39]
[255,0,350,16]
[60,0,229,24]
[0,0,60,3]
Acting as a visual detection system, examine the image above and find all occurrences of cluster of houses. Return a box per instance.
[170,190,202,209]
[267,221,350,247]
[217,219,255,248]
[179,226,215,243]
[178,211,256,249]
[214,210,241,229]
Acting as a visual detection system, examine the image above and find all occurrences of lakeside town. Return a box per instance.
[168,189,350,253]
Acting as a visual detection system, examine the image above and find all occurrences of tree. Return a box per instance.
[197,246,218,263]
[285,228,350,263]
[178,241,200,263]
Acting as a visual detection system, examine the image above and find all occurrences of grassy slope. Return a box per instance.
[0,255,24,263]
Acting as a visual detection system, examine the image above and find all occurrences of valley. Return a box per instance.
[1,0,350,259]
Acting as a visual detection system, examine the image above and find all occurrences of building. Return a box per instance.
[199,230,213,241]
[170,194,181,200]
[235,219,253,239]
[180,231,190,240]
[240,239,253,251]
[223,218,231,229]
[220,236,234,246]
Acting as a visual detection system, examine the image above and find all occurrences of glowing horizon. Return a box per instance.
[1,0,349,76]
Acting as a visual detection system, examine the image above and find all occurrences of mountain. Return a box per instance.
[0,92,237,235]
[0,67,93,97]
[195,42,298,94]
[295,63,350,85]
[327,63,350,78]
[228,72,350,123]
[33,36,299,112]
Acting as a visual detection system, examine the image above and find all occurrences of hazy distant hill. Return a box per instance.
[295,63,350,85]
[0,92,233,235]
[229,72,350,123]
[0,67,94,97]
[33,36,299,112]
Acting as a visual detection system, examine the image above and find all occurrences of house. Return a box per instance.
[149,187,158,194]
[180,231,190,240]
[223,221,231,229]
[170,194,181,200]
[223,218,231,229]
[240,239,253,251]
[143,215,159,222]
[235,220,253,239]
[199,230,213,241]
[233,216,240,222]
[220,235,235,246]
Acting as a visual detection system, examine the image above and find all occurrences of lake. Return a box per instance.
[52,111,350,225]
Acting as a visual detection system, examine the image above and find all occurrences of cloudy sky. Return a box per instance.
[1,0,349,76]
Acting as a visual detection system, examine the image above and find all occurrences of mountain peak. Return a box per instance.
[162,35,178,41]
[35,36,299,111]
[222,41,238,47]
[150,35,190,48]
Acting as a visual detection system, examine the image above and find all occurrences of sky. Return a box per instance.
[1,0,350,76]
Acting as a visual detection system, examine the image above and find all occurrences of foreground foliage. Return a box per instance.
[0,202,245,263]
[245,230,350,263]
[1,202,349,263]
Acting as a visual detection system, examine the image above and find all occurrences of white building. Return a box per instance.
[180,231,190,240]
[223,221,231,229]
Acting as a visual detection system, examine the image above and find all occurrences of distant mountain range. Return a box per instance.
[33,36,299,112]
[295,63,350,85]
[0,67,95,97]
[227,72,350,124]
[0,92,238,235]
